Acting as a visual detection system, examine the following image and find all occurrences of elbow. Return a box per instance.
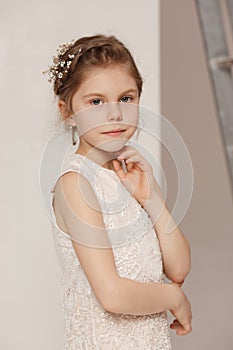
[165,252,191,282]
[100,292,115,313]
[171,271,189,284]
[98,281,122,314]
[102,299,119,314]
[179,256,191,279]
[170,261,191,283]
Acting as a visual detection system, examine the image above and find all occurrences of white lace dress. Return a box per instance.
[50,153,172,350]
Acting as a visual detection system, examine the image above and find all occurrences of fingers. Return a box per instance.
[170,319,179,330]
[117,146,154,175]
[117,148,142,163]
[170,320,192,336]
[113,158,141,174]
[112,159,126,180]
[125,162,135,172]
[117,151,150,172]
[178,323,192,336]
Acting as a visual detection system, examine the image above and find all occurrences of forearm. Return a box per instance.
[141,190,191,282]
[107,277,180,315]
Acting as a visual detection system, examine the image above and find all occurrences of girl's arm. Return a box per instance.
[113,148,191,284]
[53,171,182,316]
[142,187,191,284]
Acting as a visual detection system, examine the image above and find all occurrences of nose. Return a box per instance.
[106,102,123,121]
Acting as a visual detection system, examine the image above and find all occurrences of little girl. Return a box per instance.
[45,34,192,349]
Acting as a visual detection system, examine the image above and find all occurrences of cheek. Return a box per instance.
[125,126,137,141]
[122,104,139,128]
[75,118,103,137]
[81,129,98,142]
[74,108,106,136]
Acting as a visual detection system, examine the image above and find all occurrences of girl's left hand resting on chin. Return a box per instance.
[112,145,165,208]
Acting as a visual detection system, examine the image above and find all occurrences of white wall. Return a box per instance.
[0,1,160,349]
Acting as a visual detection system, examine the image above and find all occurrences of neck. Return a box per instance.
[75,144,121,171]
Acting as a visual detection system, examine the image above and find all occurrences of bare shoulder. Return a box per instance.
[55,170,101,221]
[52,171,82,234]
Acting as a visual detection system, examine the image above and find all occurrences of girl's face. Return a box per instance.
[65,65,139,153]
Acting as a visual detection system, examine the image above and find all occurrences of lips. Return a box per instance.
[102,129,126,134]
[101,129,126,137]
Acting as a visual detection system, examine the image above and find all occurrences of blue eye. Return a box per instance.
[121,96,133,103]
[91,99,103,106]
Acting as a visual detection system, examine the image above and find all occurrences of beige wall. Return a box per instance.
[160,1,233,349]
[0,1,160,349]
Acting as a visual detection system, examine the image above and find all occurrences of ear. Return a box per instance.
[58,99,76,126]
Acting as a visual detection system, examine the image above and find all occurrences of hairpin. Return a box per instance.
[43,40,82,90]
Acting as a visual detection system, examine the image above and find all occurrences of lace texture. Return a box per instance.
[50,153,172,349]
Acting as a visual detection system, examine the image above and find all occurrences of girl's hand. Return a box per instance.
[169,282,192,336]
[112,146,160,205]
[170,319,191,335]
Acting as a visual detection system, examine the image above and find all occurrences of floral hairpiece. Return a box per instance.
[43,40,82,90]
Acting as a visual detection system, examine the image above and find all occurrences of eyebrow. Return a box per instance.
[82,89,138,99]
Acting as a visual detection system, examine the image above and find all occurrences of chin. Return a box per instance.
[97,138,128,153]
